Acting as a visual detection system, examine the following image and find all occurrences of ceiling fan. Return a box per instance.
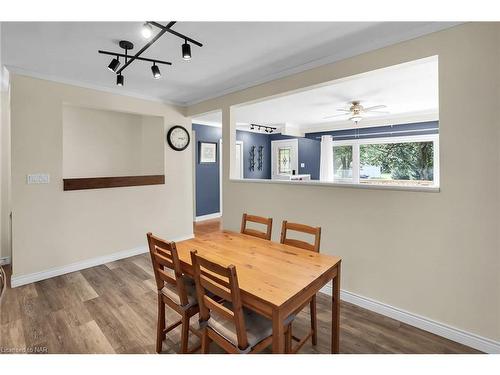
[323,100,389,124]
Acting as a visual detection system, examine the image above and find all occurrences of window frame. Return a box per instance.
[333,134,439,188]
[332,140,359,184]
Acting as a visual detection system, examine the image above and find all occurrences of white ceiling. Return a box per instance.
[2,22,455,106]
[193,56,439,132]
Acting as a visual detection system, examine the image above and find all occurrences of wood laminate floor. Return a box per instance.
[0,219,480,354]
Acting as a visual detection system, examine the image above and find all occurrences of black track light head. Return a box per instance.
[151,63,161,79]
[182,39,192,61]
[116,74,124,86]
[108,57,120,72]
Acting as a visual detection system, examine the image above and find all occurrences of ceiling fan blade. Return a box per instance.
[323,113,349,119]
[367,110,390,114]
[336,109,351,112]
[363,105,387,112]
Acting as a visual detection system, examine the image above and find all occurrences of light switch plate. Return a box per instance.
[300,163,305,168]
[27,174,50,184]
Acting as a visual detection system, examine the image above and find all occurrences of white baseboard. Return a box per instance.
[320,284,500,354]
[10,233,194,288]
[195,212,222,222]
[0,256,11,266]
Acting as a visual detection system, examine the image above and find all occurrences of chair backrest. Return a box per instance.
[280,220,321,252]
[240,213,273,240]
[190,250,249,350]
[147,232,189,306]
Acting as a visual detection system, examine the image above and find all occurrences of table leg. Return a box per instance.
[332,263,341,354]
[272,308,285,353]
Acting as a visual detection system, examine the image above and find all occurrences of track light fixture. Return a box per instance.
[250,124,277,134]
[98,22,203,86]
[116,74,124,86]
[107,57,120,72]
[182,39,192,61]
[151,63,161,79]
[141,22,153,39]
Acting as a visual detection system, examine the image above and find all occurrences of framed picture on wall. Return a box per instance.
[199,141,217,163]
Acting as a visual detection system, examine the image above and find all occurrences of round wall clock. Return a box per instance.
[167,125,190,151]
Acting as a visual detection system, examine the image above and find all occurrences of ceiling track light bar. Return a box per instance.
[99,21,203,86]
[98,50,172,66]
[148,21,203,47]
[250,124,277,133]
[115,21,176,75]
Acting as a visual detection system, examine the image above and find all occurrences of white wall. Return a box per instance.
[0,22,11,264]
[187,23,500,343]
[0,21,3,262]
[10,74,194,278]
[0,89,9,263]
[62,105,164,178]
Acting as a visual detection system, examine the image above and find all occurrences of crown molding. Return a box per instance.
[182,23,461,106]
[191,120,222,128]
[4,65,183,107]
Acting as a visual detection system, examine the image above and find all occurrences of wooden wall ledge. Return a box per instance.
[63,175,165,191]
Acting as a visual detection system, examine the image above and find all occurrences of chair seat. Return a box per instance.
[161,276,197,307]
[207,303,272,349]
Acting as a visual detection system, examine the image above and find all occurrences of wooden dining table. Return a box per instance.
[175,230,342,354]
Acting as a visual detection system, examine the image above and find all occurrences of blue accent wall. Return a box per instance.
[193,124,222,217]
[236,130,271,179]
[298,138,321,179]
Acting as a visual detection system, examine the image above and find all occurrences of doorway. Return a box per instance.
[271,139,298,180]
[235,140,244,179]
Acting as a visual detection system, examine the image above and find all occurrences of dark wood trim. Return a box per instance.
[63,175,165,191]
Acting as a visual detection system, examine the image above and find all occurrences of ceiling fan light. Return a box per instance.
[349,115,363,124]
[107,57,120,72]
[182,41,192,61]
[141,22,153,39]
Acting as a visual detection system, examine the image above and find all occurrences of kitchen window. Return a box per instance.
[333,134,439,187]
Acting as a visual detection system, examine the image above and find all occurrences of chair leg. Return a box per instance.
[201,329,211,354]
[310,295,318,346]
[156,298,166,353]
[285,324,292,354]
[180,315,190,354]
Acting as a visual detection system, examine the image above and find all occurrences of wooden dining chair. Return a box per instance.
[280,220,321,353]
[147,233,200,354]
[240,213,273,240]
[190,250,274,354]
[0,265,6,304]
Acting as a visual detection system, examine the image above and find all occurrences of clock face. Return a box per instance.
[167,126,190,151]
